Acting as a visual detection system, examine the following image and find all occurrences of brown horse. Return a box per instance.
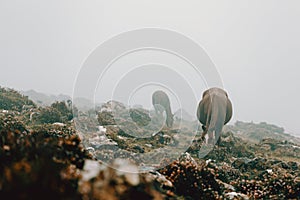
[152,90,174,128]
[197,87,233,144]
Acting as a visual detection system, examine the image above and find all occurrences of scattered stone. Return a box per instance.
[52,122,66,126]
[145,143,152,148]
[81,160,104,181]
[224,192,249,200]
[78,158,166,200]
[129,108,151,126]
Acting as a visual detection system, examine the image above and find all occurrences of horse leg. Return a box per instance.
[201,129,207,140]
[207,131,214,144]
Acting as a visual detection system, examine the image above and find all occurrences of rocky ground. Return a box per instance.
[0,99,300,199]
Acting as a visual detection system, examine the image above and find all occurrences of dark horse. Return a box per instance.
[197,87,233,144]
[152,90,174,128]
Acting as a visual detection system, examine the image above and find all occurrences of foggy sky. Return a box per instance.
[1,1,300,136]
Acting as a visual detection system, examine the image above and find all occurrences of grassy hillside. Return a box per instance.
[1,86,300,199]
[20,89,71,106]
[0,87,36,111]
[224,120,300,145]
